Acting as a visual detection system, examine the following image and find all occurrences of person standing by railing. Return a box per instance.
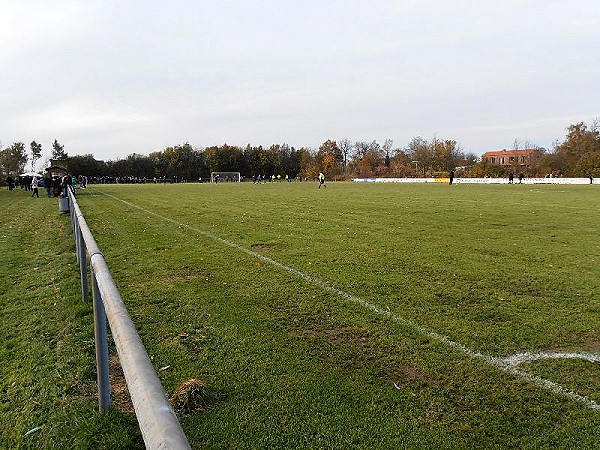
[61,173,75,197]
[44,173,52,197]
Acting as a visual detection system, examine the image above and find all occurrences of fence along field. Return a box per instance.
[19,181,600,448]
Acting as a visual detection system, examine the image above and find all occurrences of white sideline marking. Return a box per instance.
[98,191,600,411]
[501,352,600,366]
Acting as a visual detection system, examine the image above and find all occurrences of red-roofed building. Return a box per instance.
[480,149,538,167]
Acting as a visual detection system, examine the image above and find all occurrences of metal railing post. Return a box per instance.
[74,213,80,263]
[76,215,89,303]
[92,271,111,412]
[70,195,75,231]
[67,189,191,449]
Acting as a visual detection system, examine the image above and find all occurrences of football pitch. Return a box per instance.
[79,181,599,448]
[2,181,599,448]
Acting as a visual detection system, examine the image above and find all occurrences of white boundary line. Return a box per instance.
[97,191,600,411]
[500,352,600,366]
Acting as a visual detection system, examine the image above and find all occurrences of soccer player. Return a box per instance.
[318,172,326,188]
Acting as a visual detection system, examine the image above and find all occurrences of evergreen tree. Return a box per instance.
[51,139,68,160]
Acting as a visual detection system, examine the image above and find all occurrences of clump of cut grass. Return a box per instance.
[170,379,213,415]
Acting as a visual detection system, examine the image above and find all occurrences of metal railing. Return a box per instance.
[66,189,191,450]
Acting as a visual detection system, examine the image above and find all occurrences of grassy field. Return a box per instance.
[1,181,599,449]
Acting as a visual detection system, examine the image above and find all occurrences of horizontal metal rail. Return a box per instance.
[67,190,191,450]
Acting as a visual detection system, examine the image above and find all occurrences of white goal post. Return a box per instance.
[210,172,241,183]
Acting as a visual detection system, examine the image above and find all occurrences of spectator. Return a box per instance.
[61,174,73,197]
[52,177,61,197]
[31,177,40,198]
[44,174,52,197]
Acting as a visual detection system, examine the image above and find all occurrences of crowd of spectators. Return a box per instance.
[4,173,90,197]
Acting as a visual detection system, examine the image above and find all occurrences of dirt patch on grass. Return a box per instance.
[383,364,438,391]
[109,352,134,413]
[583,336,600,352]
[251,243,273,250]
[547,332,600,353]
[396,365,429,383]
[288,322,440,389]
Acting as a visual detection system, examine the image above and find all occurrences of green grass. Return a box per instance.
[0,188,142,449]
[2,182,599,449]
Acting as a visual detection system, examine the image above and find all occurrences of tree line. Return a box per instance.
[2,120,599,180]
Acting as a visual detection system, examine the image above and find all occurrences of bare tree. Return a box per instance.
[512,138,538,150]
[353,141,369,160]
[383,139,393,168]
[337,139,353,174]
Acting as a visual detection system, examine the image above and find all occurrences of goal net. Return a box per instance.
[211,172,241,183]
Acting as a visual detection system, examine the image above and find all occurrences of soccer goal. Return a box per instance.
[210,172,241,183]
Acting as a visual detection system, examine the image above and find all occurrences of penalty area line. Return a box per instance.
[97,191,600,411]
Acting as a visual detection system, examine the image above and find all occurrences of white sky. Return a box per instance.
[1,0,599,163]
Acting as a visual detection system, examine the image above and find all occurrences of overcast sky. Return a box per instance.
[1,0,599,165]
